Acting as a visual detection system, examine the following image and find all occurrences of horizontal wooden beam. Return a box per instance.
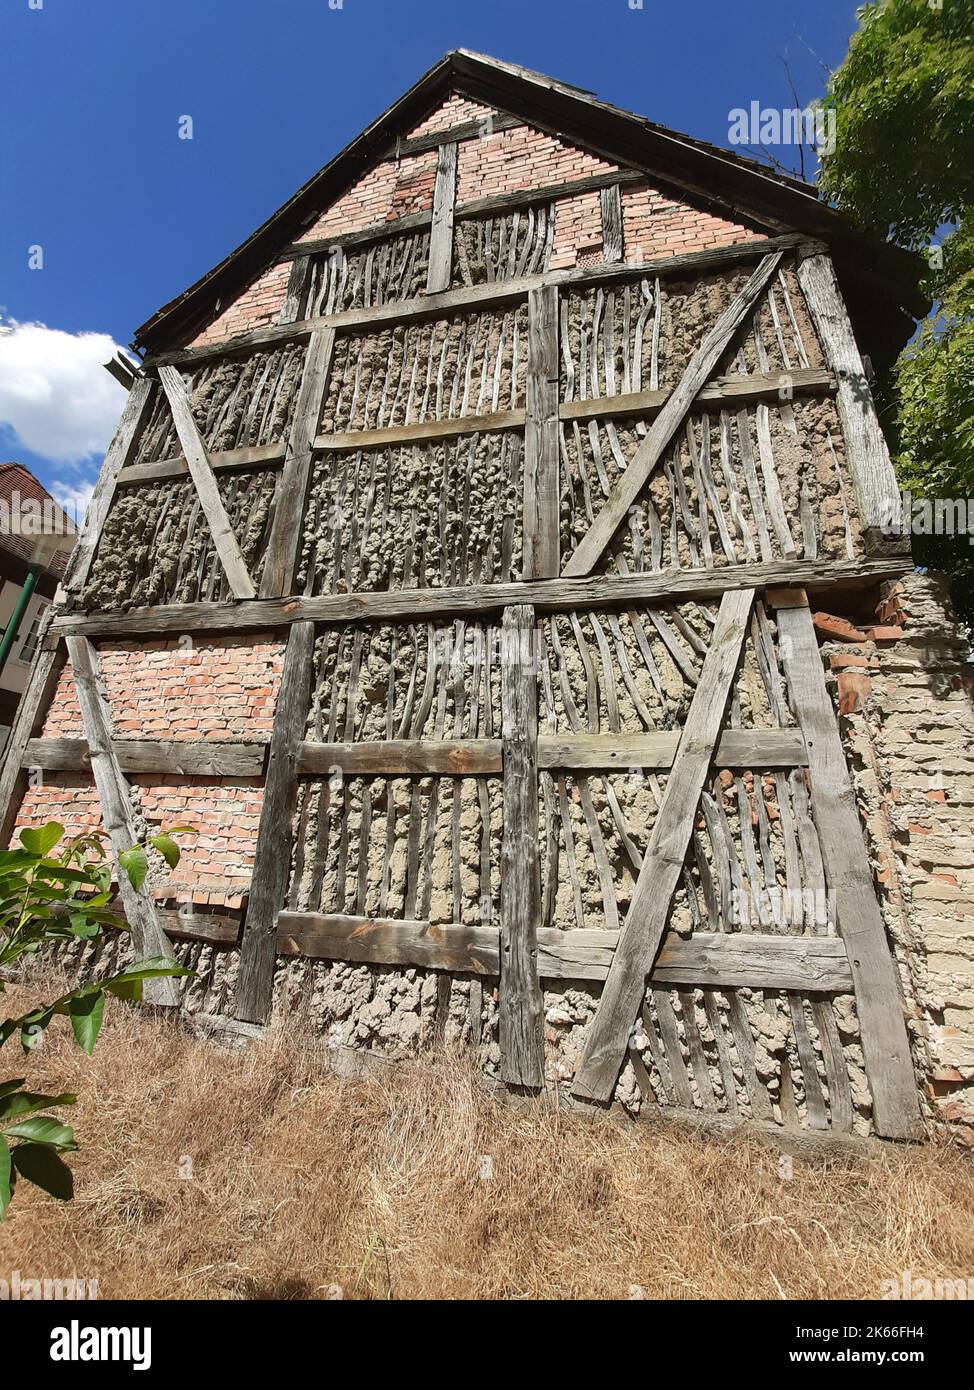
[296,739,502,776]
[559,366,834,424]
[310,368,836,455]
[159,908,241,947]
[278,169,645,266]
[23,729,806,782]
[24,737,267,778]
[381,110,522,160]
[275,913,854,991]
[538,728,806,771]
[117,442,286,487]
[48,558,909,642]
[315,409,524,453]
[455,168,643,222]
[149,234,804,370]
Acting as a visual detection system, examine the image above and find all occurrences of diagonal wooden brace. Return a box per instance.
[572,587,754,1102]
[158,366,257,600]
[563,252,783,577]
[65,636,179,1007]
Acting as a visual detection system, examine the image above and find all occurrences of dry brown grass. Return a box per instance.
[1,973,972,1300]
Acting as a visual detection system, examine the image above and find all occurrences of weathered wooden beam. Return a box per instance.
[150,235,804,370]
[64,636,178,1006]
[59,377,157,599]
[117,441,286,488]
[0,642,66,848]
[558,366,834,423]
[314,409,523,453]
[158,366,257,601]
[564,252,785,577]
[160,908,241,948]
[280,253,312,325]
[426,141,458,294]
[259,327,335,598]
[24,737,267,778]
[309,368,834,455]
[296,739,502,776]
[523,284,561,579]
[774,594,923,1140]
[573,588,754,1102]
[455,168,643,222]
[48,558,910,641]
[381,110,522,160]
[600,184,624,264]
[274,914,854,992]
[796,245,903,553]
[234,621,316,1023]
[499,604,544,1087]
[537,727,806,771]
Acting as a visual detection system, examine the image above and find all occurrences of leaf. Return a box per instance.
[11,1143,73,1201]
[3,1115,77,1151]
[0,1079,26,1099]
[0,1090,76,1121]
[165,825,198,836]
[0,1137,11,1217]
[68,991,105,1055]
[19,823,64,857]
[68,915,101,940]
[150,833,181,869]
[118,846,148,892]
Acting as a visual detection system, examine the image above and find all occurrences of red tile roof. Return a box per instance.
[0,463,77,579]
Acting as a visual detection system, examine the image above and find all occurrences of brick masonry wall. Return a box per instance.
[622,183,763,262]
[16,637,284,910]
[405,94,496,138]
[297,150,439,245]
[817,572,974,1143]
[456,125,616,203]
[190,261,291,349]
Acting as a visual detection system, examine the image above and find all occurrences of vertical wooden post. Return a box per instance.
[235,621,316,1023]
[259,328,335,598]
[499,603,544,1088]
[279,253,312,325]
[426,141,458,295]
[65,636,179,1007]
[522,284,560,579]
[774,591,923,1139]
[600,184,624,264]
[796,245,903,554]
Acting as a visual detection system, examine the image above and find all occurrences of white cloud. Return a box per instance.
[49,480,96,529]
[0,320,127,464]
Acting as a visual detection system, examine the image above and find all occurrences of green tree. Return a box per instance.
[819,0,974,622]
[0,822,192,1216]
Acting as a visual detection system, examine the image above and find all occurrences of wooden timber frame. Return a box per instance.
[3,127,924,1141]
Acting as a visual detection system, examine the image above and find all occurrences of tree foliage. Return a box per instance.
[819,0,974,624]
[819,0,974,248]
[0,823,192,1217]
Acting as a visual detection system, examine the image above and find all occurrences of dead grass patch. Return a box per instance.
[0,973,971,1300]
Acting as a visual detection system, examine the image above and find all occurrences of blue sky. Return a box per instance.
[0,0,866,513]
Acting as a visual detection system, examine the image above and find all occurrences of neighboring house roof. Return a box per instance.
[0,463,77,580]
[133,49,929,363]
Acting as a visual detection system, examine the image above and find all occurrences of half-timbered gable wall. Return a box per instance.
[7,59,967,1141]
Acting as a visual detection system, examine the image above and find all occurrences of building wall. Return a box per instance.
[820,572,974,1142]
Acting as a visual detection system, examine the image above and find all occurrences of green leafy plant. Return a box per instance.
[0,821,193,1216]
